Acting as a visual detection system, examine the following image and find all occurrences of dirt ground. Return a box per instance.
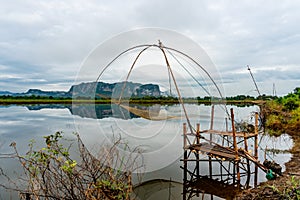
[239,135,300,199]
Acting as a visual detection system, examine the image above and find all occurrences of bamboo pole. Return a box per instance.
[244,131,251,188]
[210,105,215,130]
[196,123,200,179]
[230,108,240,184]
[254,112,259,187]
[183,123,187,200]
[196,123,200,144]
[209,105,215,179]
[244,132,249,159]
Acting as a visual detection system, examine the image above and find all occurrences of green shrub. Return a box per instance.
[4,132,141,200]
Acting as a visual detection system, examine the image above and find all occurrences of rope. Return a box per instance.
[163,46,230,119]
[118,46,152,104]
[166,49,211,96]
[159,46,194,134]
[92,42,229,129]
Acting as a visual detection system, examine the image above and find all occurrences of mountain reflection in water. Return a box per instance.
[0,104,292,199]
[26,104,163,120]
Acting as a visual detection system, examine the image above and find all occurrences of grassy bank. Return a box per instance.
[262,88,300,137]
[240,88,300,199]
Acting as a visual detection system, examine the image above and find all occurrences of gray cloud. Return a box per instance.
[0,0,299,95]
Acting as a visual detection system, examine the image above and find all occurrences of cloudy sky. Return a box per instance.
[1,0,300,96]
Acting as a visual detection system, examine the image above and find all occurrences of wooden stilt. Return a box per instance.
[183,123,187,200]
[244,131,251,188]
[210,105,215,130]
[209,105,215,179]
[182,108,262,199]
[230,108,240,185]
[196,123,200,178]
[254,112,259,187]
[196,123,200,196]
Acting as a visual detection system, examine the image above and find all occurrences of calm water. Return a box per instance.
[0,104,293,199]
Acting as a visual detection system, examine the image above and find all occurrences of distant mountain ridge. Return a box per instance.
[0,81,161,98]
[0,91,13,95]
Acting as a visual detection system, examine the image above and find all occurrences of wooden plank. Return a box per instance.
[201,129,256,138]
[186,144,237,160]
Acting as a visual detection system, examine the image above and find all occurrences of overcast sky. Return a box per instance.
[0,0,300,96]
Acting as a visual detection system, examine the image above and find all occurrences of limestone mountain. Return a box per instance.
[2,81,161,99]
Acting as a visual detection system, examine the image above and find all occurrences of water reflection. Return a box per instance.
[133,179,182,200]
[25,104,164,120]
[185,175,241,199]
[0,104,294,200]
[182,159,253,200]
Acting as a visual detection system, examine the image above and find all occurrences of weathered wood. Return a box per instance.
[185,143,268,172]
[186,143,237,160]
[182,107,263,199]
[210,105,215,130]
[196,123,200,179]
[254,112,259,187]
[183,123,187,200]
[201,129,257,138]
[231,108,240,183]
[209,105,215,180]
[183,123,187,148]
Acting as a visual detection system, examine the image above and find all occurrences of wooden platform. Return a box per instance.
[185,142,269,173]
[186,142,237,161]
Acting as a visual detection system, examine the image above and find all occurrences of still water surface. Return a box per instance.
[0,104,293,199]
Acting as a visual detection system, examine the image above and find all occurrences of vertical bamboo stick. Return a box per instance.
[210,105,215,130]
[183,123,187,200]
[230,108,240,184]
[196,123,200,178]
[254,112,259,187]
[209,105,215,179]
[196,123,200,197]
[244,131,251,187]
[196,123,200,144]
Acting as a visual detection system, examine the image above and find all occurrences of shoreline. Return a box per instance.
[0,99,264,105]
[239,134,300,199]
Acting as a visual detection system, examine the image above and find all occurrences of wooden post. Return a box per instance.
[254,112,259,187]
[196,123,200,144]
[183,123,187,200]
[244,131,251,188]
[196,123,200,178]
[230,108,240,184]
[209,105,215,179]
[210,104,215,130]
[196,123,200,197]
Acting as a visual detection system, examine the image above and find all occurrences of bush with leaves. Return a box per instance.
[1,132,142,200]
[261,88,300,136]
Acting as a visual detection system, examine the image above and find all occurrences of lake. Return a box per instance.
[0,104,293,199]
